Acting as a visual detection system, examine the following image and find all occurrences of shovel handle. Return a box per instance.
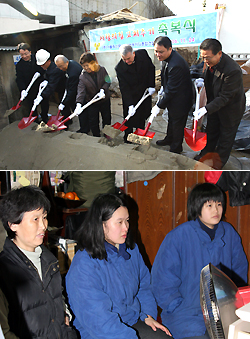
[124,88,151,123]
[143,122,152,136]
[31,80,48,111]
[193,119,198,144]
[25,72,41,94]
[134,89,151,110]
[119,119,128,129]
[57,94,103,127]
[60,89,67,104]
[194,82,204,111]
[56,110,61,119]
[15,99,22,109]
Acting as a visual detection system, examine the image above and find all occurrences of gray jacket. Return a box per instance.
[76,66,111,103]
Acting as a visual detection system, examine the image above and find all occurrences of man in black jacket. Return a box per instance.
[54,55,82,127]
[115,44,155,142]
[151,36,193,154]
[35,49,65,123]
[193,38,246,169]
[15,43,44,115]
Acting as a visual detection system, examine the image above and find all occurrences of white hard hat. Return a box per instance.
[36,49,50,65]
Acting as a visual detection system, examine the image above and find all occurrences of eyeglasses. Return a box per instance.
[201,53,217,62]
[20,51,30,57]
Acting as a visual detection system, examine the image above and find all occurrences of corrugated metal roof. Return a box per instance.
[95,8,148,22]
[0,46,17,51]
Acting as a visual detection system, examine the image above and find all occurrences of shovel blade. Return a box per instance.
[55,124,67,131]
[46,115,63,127]
[133,128,155,139]
[18,115,37,129]
[112,122,128,132]
[184,127,207,151]
[11,100,22,111]
[127,129,155,145]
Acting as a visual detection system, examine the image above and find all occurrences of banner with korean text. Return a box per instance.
[89,11,218,53]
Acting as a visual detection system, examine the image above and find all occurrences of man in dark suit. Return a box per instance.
[35,49,65,123]
[193,38,246,169]
[151,36,193,154]
[15,43,44,115]
[115,44,155,142]
[54,55,82,127]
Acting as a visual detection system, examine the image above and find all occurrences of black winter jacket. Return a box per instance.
[42,61,66,99]
[204,52,246,127]
[157,50,193,116]
[217,171,250,206]
[115,49,155,122]
[0,238,73,339]
[15,54,44,92]
[62,60,82,107]
[115,49,155,107]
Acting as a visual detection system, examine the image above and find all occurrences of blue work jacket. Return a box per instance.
[66,244,157,339]
[151,219,248,339]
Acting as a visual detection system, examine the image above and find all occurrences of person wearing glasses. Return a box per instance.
[193,38,246,169]
[15,43,45,119]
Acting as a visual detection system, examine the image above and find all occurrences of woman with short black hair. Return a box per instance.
[0,185,76,339]
[151,182,248,339]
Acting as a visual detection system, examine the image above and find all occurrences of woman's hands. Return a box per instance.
[145,315,172,336]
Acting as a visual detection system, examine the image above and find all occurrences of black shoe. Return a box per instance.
[156,138,172,146]
[194,154,202,161]
[170,149,182,155]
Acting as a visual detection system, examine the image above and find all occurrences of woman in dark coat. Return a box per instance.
[0,185,76,339]
[75,52,111,136]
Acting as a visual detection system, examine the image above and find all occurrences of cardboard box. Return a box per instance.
[56,240,77,275]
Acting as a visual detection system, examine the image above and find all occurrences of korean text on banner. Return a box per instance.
[89,11,218,53]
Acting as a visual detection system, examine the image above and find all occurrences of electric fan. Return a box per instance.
[200,263,250,339]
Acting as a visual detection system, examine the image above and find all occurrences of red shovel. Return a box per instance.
[184,82,207,151]
[18,80,48,129]
[46,108,64,127]
[102,88,152,140]
[43,92,104,132]
[5,72,41,117]
[127,111,155,145]
[112,88,152,132]
[46,89,67,126]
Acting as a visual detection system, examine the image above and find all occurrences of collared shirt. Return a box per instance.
[198,218,219,240]
[105,241,131,260]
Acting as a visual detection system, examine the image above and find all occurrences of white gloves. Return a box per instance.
[97,88,105,99]
[148,87,156,95]
[33,95,43,106]
[151,105,161,118]
[58,103,65,111]
[74,103,82,116]
[128,105,136,117]
[193,107,207,120]
[158,86,164,96]
[195,78,204,88]
[21,90,28,101]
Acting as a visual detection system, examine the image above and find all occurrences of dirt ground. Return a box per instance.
[0,96,250,170]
